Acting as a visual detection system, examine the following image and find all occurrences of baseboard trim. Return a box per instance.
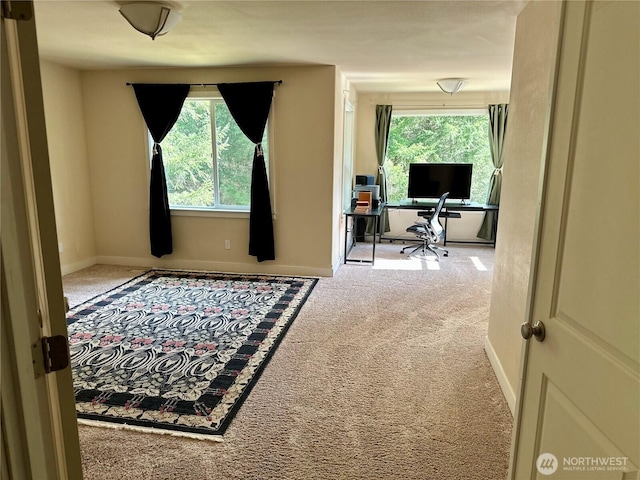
[60,257,97,276]
[333,257,343,275]
[95,256,334,278]
[484,335,516,416]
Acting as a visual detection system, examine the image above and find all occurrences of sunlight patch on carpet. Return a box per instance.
[470,256,488,271]
[425,258,441,270]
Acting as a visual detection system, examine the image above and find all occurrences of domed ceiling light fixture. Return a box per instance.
[119,1,182,40]
[436,78,467,95]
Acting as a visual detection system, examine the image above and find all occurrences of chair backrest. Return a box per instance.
[427,192,449,242]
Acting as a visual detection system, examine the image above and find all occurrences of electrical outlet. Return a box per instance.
[58,242,63,253]
[224,240,231,250]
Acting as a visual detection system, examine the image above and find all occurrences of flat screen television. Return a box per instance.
[407,163,473,200]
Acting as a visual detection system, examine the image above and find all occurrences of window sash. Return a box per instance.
[385,111,491,204]
[156,93,270,212]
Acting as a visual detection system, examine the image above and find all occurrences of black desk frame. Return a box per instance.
[384,201,499,247]
[343,204,385,264]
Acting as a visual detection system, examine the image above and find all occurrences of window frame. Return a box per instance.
[386,108,491,204]
[146,89,276,218]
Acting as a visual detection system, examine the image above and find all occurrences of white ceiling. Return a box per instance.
[33,0,528,93]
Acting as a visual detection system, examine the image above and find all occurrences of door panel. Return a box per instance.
[511,1,639,478]
[538,379,638,480]
[554,0,639,362]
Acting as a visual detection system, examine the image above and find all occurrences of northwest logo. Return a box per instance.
[536,453,559,475]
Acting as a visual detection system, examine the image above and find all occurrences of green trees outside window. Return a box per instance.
[161,98,268,209]
[386,114,492,203]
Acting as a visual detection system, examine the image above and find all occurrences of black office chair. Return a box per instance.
[401,192,449,260]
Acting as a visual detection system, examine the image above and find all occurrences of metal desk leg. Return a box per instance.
[443,216,448,246]
[372,215,378,264]
[344,215,350,264]
[493,210,499,247]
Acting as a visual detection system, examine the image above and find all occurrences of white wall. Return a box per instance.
[484,1,563,414]
[385,208,486,242]
[40,61,97,275]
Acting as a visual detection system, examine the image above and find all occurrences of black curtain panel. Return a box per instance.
[132,84,190,258]
[218,82,276,262]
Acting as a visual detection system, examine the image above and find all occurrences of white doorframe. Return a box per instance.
[1,2,83,478]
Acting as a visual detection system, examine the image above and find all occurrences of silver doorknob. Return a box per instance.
[521,321,546,342]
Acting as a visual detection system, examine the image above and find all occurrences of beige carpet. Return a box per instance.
[62,243,512,480]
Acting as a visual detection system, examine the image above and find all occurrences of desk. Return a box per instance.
[385,200,499,246]
[343,204,385,264]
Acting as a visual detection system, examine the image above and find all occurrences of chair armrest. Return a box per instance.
[417,209,434,217]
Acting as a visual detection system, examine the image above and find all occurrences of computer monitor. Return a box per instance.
[407,163,473,200]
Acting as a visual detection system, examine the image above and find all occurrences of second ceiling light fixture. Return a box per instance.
[437,78,467,95]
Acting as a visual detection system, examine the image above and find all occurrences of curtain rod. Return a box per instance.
[126,80,283,87]
[377,103,487,109]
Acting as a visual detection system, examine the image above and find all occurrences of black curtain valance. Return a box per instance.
[132,83,190,258]
[218,82,277,262]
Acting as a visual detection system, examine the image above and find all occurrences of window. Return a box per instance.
[385,112,492,203]
[160,95,269,211]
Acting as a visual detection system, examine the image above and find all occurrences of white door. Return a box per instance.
[1,3,83,479]
[510,1,639,479]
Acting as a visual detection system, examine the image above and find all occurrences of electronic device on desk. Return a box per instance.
[355,174,375,186]
[352,184,381,209]
[407,163,473,204]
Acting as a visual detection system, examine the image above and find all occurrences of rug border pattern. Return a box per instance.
[67,269,318,436]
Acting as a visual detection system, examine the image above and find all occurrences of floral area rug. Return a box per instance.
[66,270,317,438]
